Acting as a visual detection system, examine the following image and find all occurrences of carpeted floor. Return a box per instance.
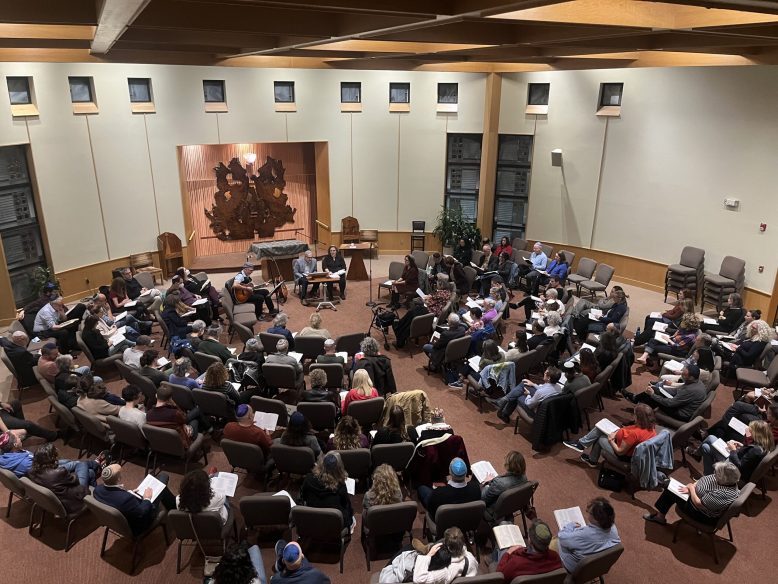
[0,259,774,584]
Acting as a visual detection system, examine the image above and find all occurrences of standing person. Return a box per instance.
[294,249,320,304]
[232,263,275,320]
[557,497,621,573]
[322,245,347,300]
[32,296,78,354]
[390,255,420,310]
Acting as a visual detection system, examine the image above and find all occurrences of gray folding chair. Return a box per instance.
[361,501,417,569]
[565,542,624,583]
[665,246,705,303]
[332,448,372,484]
[297,401,338,432]
[168,509,235,573]
[294,336,326,366]
[271,444,316,480]
[259,332,285,357]
[407,313,435,356]
[434,335,472,380]
[71,406,114,458]
[142,424,207,475]
[221,439,268,482]
[510,569,567,583]
[347,397,385,431]
[579,264,615,299]
[192,388,236,422]
[250,396,289,427]
[163,381,196,412]
[291,506,350,573]
[379,262,404,298]
[487,480,539,536]
[192,351,221,373]
[106,416,149,469]
[309,362,346,389]
[262,363,299,398]
[20,477,87,551]
[0,467,29,518]
[336,332,367,360]
[240,493,292,538]
[424,500,486,561]
[567,258,597,295]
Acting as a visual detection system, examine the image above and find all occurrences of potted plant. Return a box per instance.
[31,265,60,299]
[432,206,481,255]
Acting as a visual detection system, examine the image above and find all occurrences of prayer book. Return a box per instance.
[711,438,730,458]
[654,332,671,344]
[652,322,668,332]
[493,524,526,549]
[345,478,356,496]
[554,506,586,530]
[728,417,748,436]
[668,478,689,501]
[663,360,684,373]
[471,460,498,484]
[273,490,296,508]
[254,411,279,432]
[595,418,620,435]
[132,474,166,502]
[191,298,208,306]
[210,472,238,498]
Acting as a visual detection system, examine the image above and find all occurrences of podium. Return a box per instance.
[157,232,183,278]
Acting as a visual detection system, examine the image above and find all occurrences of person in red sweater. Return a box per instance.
[497,519,562,580]
[223,404,272,458]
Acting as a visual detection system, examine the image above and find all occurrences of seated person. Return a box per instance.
[293,250,320,304]
[161,293,193,340]
[363,463,403,511]
[392,298,430,349]
[53,354,88,408]
[452,238,473,266]
[237,337,264,366]
[389,255,420,310]
[400,527,478,582]
[187,319,206,351]
[578,348,601,383]
[36,342,60,384]
[418,458,481,521]
[503,331,529,364]
[108,277,148,317]
[301,369,339,407]
[265,338,304,390]
[32,296,78,354]
[232,263,275,320]
[301,452,354,528]
[202,362,242,406]
[423,313,468,373]
[542,310,563,337]
[721,319,771,378]
[424,275,454,318]
[177,468,229,525]
[463,306,484,335]
[298,312,331,339]
[0,331,38,387]
[119,267,161,307]
[273,411,321,459]
[168,275,211,325]
[701,292,746,334]
[267,313,295,351]
[122,335,153,369]
[93,292,151,337]
[372,405,410,446]
[560,361,590,395]
[28,443,91,515]
[75,375,122,425]
[443,255,469,297]
[271,541,331,584]
[94,463,176,536]
[139,349,170,388]
[497,519,562,581]
[705,401,778,444]
[634,290,694,346]
[527,251,569,295]
[223,404,272,458]
[341,369,379,415]
[428,252,447,279]
[636,313,700,368]
[0,431,101,482]
[316,338,345,364]
[572,289,628,340]
[481,298,499,328]
[644,461,741,526]
[517,242,548,280]
[118,384,147,428]
[475,244,500,297]
[326,415,368,452]
[490,366,563,424]
[0,396,58,442]
[659,345,715,388]
[322,245,347,300]
[168,356,202,389]
[146,383,200,446]
[212,542,268,584]
[557,497,621,573]
[481,450,528,522]
[81,314,135,359]
[88,301,142,343]
[176,266,221,313]
[496,252,517,289]
[526,321,551,351]
[197,325,232,363]
[494,236,513,258]
[564,403,657,467]
[593,330,620,370]
[624,364,707,423]
[695,419,773,482]
[354,336,397,396]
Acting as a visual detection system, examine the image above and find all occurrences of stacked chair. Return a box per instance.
[664,246,705,303]
[702,256,745,311]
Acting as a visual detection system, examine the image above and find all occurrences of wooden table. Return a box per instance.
[339,242,372,281]
[307,273,342,311]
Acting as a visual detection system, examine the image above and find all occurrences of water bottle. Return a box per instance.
[633,327,641,345]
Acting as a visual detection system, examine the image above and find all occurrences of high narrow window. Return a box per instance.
[437,83,458,113]
[389,82,410,112]
[6,77,38,116]
[274,81,296,112]
[340,81,361,112]
[526,83,550,114]
[128,78,154,113]
[68,77,98,114]
[203,80,227,112]
[597,82,623,117]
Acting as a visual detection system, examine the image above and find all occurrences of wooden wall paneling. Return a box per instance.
[476,72,502,237]
[0,236,18,325]
[314,142,332,245]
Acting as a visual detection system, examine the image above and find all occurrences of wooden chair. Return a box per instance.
[341,216,361,244]
[157,232,184,279]
[130,252,164,285]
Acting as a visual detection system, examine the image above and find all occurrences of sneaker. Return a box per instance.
[497,411,511,424]
[685,446,702,462]
[448,381,464,389]
[580,454,598,468]
[643,513,667,525]
[563,440,585,453]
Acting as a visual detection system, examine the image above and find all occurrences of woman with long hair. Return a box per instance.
[177,468,229,525]
[390,255,419,309]
[81,313,134,359]
[722,319,772,377]
[578,347,600,383]
[373,405,409,445]
[494,236,513,258]
[697,419,774,481]
[202,362,241,406]
[701,292,746,334]
[274,411,321,458]
[412,527,478,582]
[363,464,403,510]
[327,415,368,451]
[212,541,267,584]
[481,451,528,522]
[28,443,90,514]
[322,244,347,300]
[341,369,379,415]
[637,312,700,367]
[301,452,354,527]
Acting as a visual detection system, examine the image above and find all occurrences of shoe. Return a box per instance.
[643,513,667,525]
[580,454,598,468]
[509,303,519,309]
[685,446,702,462]
[497,411,511,424]
[95,449,111,472]
[622,391,638,405]
[341,292,346,300]
[412,538,429,555]
[484,397,501,408]
[563,440,585,453]
[448,381,464,389]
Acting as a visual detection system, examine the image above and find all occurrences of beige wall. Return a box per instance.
[499,66,778,293]
[0,63,485,274]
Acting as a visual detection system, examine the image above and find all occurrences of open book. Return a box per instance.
[59,318,80,328]
[658,385,675,399]
[595,418,620,435]
[124,300,137,308]
[200,279,211,292]
[471,460,497,484]
[493,524,526,549]
[157,356,170,368]
[654,331,671,344]
[289,351,303,362]
[131,474,167,502]
[668,477,689,501]
[663,359,684,373]
[191,298,209,306]
[702,317,718,325]
[468,356,481,371]
[345,477,356,496]
[649,311,662,319]
[211,472,239,498]
[652,322,669,332]
[254,411,279,432]
[554,506,586,530]
[728,417,748,436]
[113,311,128,323]
[711,437,731,458]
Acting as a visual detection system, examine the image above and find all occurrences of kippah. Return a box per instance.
[283,543,301,567]
[449,457,467,478]
[236,404,249,418]
[42,342,58,350]
[101,466,117,482]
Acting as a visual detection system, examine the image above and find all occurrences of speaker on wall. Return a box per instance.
[551,149,563,167]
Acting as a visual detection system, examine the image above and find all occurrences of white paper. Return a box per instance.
[339,390,348,402]
[292,332,298,338]
[383,280,393,286]
[466,299,480,309]
[652,322,669,332]
[590,308,603,319]
[468,356,481,371]
[114,311,128,322]
[755,388,763,397]
[554,506,586,530]
[580,343,596,353]
[650,312,662,319]
[211,472,239,498]
[180,310,196,318]
[228,347,237,354]
[254,411,279,431]
[658,386,674,399]
[663,360,684,373]
[345,477,356,495]
[595,418,620,435]
[493,524,526,549]
[231,381,242,390]
[288,351,303,362]
[157,357,170,367]
[335,351,348,362]
[369,429,377,439]
[416,288,426,299]
[530,296,543,303]
[110,333,126,345]
[132,474,166,502]
[273,490,296,508]
[192,298,208,306]
[712,438,730,458]
[59,318,80,327]
[703,317,718,325]
[654,332,671,344]
[728,417,748,436]
[531,312,540,321]
[668,477,689,501]
[559,373,568,385]
[471,460,498,483]
[124,300,137,308]
[430,331,440,343]
[772,340,778,347]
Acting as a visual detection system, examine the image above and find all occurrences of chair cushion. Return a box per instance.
[667,264,696,275]
[705,274,735,286]
[187,433,206,458]
[735,368,768,387]
[567,274,587,283]
[581,281,606,291]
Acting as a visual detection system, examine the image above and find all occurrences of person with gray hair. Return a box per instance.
[316,338,345,365]
[423,311,468,373]
[265,338,304,389]
[197,325,232,363]
[543,311,562,336]
[238,337,264,366]
[355,335,397,395]
[187,319,206,351]
[0,330,38,387]
[168,357,201,389]
[268,312,296,350]
[645,460,741,526]
[517,241,548,281]
[298,312,331,339]
[32,296,78,353]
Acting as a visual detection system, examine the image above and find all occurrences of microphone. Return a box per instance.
[315,220,330,231]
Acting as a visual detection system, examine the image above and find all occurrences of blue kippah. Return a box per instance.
[283,544,300,564]
[449,457,467,478]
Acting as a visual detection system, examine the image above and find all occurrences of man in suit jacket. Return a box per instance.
[423,313,468,371]
[93,464,175,536]
[293,250,319,303]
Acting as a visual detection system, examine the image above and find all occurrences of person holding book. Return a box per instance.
[197,325,233,363]
[700,292,746,334]
[475,244,500,297]
[694,419,773,481]
[94,463,176,536]
[480,451,529,522]
[571,288,628,340]
[644,461,741,526]
[563,404,657,467]
[496,519,562,581]
[301,452,354,529]
[557,497,621,573]
[624,364,707,423]
[527,251,569,295]
[489,366,563,424]
[177,468,230,526]
[223,404,272,458]
[322,244,348,300]
[635,313,700,368]
[720,319,772,378]
[326,415,369,452]
[517,242,548,280]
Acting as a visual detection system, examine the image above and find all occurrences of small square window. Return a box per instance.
[341,82,361,103]
[528,83,550,106]
[203,80,225,103]
[68,77,93,103]
[437,83,458,104]
[389,82,410,104]
[599,83,623,107]
[128,78,152,103]
[7,77,31,105]
[274,81,295,103]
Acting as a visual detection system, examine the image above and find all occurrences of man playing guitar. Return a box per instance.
[232,262,276,320]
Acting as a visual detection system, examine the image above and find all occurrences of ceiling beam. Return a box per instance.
[91,0,152,54]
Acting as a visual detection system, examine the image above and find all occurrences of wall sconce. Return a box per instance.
[244,152,257,173]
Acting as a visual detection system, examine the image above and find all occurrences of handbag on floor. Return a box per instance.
[597,467,625,492]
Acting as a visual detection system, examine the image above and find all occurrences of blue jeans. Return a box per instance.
[701,435,726,475]
[417,485,434,510]
[496,381,530,417]
[74,366,103,384]
[423,343,433,355]
[59,459,100,487]
[577,427,615,464]
[248,544,267,584]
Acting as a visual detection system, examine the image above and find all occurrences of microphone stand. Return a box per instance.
[366,242,377,307]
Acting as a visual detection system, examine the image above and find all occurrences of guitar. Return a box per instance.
[274,275,288,304]
[234,280,269,304]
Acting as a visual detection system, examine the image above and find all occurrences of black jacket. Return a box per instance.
[430,324,468,369]
[426,479,481,520]
[28,466,88,515]
[356,354,397,396]
[529,392,581,451]
[0,338,38,386]
[322,254,346,273]
[162,307,192,339]
[94,484,156,536]
[300,473,353,526]
[392,305,429,348]
[729,444,765,482]
[82,328,110,360]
